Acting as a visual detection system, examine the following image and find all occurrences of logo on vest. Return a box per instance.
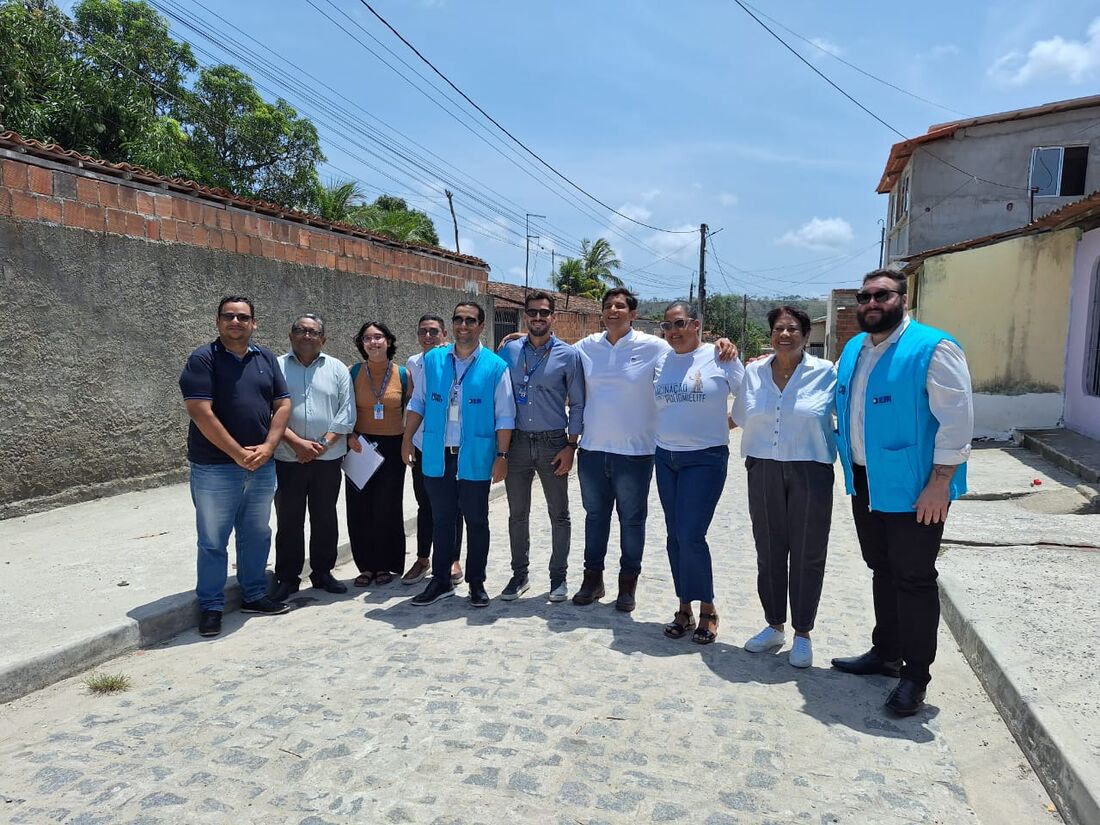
[431,392,443,402]
[467,397,483,405]
[871,395,892,405]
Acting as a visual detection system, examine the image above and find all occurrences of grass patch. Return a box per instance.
[83,672,133,695]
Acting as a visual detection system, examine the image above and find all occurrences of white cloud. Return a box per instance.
[610,202,653,232]
[640,188,661,202]
[809,37,844,58]
[989,18,1100,85]
[777,217,853,251]
[719,192,738,207]
[928,43,960,59]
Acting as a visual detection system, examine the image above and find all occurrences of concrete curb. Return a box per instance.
[0,485,506,705]
[1017,431,1100,484]
[939,570,1100,825]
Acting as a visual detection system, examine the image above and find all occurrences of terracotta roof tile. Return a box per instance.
[486,281,602,314]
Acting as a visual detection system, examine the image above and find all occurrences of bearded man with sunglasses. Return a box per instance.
[498,291,586,603]
[831,269,973,717]
[179,296,293,638]
[402,301,515,608]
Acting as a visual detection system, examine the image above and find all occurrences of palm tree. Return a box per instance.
[347,197,440,246]
[580,237,624,291]
[553,257,604,299]
[310,179,365,223]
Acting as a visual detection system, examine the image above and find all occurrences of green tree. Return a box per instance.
[579,237,623,291]
[183,65,323,206]
[347,195,439,246]
[310,178,365,222]
[553,257,602,299]
[705,293,770,359]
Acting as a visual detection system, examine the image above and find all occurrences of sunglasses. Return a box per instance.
[417,327,442,337]
[658,318,694,331]
[219,312,253,322]
[525,308,553,319]
[855,289,901,305]
[291,326,323,338]
[451,316,481,327]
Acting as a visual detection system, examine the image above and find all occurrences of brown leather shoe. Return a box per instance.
[615,573,638,612]
[572,570,605,605]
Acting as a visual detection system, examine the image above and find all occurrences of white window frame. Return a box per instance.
[1029,145,1088,198]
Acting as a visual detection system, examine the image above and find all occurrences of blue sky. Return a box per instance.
[74,0,1100,297]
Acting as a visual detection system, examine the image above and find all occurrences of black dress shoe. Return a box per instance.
[198,609,222,637]
[469,582,490,607]
[411,577,455,606]
[268,580,300,602]
[310,572,348,594]
[830,649,902,678]
[885,679,927,716]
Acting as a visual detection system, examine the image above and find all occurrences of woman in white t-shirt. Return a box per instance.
[731,306,837,668]
[653,302,745,644]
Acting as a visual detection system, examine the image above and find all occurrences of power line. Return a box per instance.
[355,0,697,234]
[730,0,1030,194]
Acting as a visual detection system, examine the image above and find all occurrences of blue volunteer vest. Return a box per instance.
[836,320,967,512]
[421,344,508,481]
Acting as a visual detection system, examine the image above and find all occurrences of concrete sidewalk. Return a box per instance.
[939,443,1100,825]
[0,471,501,703]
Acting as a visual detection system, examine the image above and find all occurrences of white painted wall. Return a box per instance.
[973,392,1064,440]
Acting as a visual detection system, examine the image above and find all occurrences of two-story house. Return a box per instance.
[879,95,1100,262]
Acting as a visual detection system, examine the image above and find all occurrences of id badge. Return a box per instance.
[373,403,384,420]
[448,402,460,422]
[516,390,528,405]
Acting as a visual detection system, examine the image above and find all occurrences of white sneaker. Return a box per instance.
[789,636,813,668]
[548,580,569,602]
[744,626,786,653]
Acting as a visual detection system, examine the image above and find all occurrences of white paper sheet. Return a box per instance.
[342,435,384,490]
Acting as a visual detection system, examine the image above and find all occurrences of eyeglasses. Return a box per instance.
[525,308,553,318]
[855,289,901,305]
[658,318,694,331]
[361,333,387,343]
[451,316,481,327]
[219,312,253,322]
[417,327,442,337]
[772,326,802,335]
[291,326,323,338]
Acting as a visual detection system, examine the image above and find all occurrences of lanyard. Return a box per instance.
[369,360,393,402]
[521,337,553,386]
[450,349,479,400]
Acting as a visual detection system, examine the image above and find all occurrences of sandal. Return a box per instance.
[374,571,395,586]
[354,572,375,587]
[450,565,464,585]
[692,612,719,645]
[663,610,696,639]
[401,558,430,585]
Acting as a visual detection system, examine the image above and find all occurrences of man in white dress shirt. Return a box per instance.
[831,269,974,717]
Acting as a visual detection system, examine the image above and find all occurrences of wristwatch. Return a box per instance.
[496,451,509,459]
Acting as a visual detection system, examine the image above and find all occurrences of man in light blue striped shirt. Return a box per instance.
[270,313,355,601]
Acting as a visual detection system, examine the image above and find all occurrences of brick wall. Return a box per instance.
[550,309,602,343]
[826,288,861,361]
[0,152,488,292]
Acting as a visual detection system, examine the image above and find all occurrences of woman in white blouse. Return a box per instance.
[731,306,837,668]
[653,302,745,644]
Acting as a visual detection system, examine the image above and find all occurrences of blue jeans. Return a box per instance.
[190,461,277,610]
[655,446,728,603]
[578,449,655,576]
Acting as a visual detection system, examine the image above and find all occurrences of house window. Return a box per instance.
[1030,146,1088,197]
[892,173,910,225]
[1087,260,1100,397]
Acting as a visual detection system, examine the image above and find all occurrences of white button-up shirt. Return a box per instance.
[848,316,973,466]
[274,351,355,462]
[732,352,837,464]
[406,351,426,449]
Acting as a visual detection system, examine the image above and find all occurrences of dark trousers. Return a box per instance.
[424,451,491,585]
[346,434,407,574]
[273,458,343,584]
[577,449,655,575]
[851,464,943,687]
[655,446,728,603]
[504,430,571,583]
[746,457,833,633]
[412,446,463,561]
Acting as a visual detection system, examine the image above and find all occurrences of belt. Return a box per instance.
[445,446,461,455]
[516,429,566,439]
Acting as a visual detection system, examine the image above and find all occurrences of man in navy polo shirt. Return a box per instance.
[179,295,293,638]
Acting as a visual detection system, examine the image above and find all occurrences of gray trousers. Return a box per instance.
[745,457,834,633]
[505,429,571,583]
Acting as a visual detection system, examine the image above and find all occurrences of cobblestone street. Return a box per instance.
[0,443,1058,824]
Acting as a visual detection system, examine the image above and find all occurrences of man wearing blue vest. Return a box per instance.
[831,269,973,716]
[401,301,515,607]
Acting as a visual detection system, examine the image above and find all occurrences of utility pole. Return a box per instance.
[550,249,556,290]
[688,271,695,304]
[877,218,885,268]
[525,213,545,295]
[445,190,459,254]
[741,293,748,356]
[698,224,708,331]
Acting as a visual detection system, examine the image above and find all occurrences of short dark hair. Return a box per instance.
[355,320,398,361]
[767,305,812,336]
[452,301,485,324]
[602,287,638,311]
[291,313,325,335]
[663,300,698,319]
[524,290,555,311]
[862,268,907,294]
[418,314,446,330]
[218,295,255,317]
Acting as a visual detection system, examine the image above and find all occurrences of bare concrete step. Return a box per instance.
[1018,428,1100,484]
